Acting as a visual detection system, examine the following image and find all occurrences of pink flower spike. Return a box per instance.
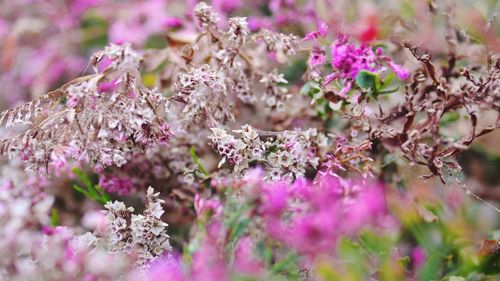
[308,47,326,67]
[339,81,352,96]
[163,17,183,29]
[234,237,263,275]
[97,80,118,94]
[323,73,338,86]
[304,22,328,41]
[411,247,427,270]
[388,61,410,80]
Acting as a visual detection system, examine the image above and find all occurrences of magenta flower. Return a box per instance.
[308,46,326,67]
[109,0,173,46]
[146,255,185,281]
[97,80,119,94]
[324,35,410,95]
[257,174,392,257]
[411,247,427,270]
[304,22,328,41]
[233,237,264,275]
[212,0,242,14]
[330,35,378,80]
[98,174,134,195]
[194,194,223,218]
[259,181,288,217]
[191,241,229,281]
[387,61,410,80]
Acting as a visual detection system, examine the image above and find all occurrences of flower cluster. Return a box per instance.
[310,34,409,97]
[0,1,498,281]
[209,125,326,180]
[104,187,172,266]
[174,64,233,128]
[0,44,172,171]
[257,174,393,256]
[0,177,135,281]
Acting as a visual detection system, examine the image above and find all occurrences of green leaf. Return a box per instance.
[418,251,448,281]
[50,208,59,227]
[382,72,396,88]
[283,59,307,84]
[300,82,323,100]
[257,242,273,268]
[316,263,344,281]
[358,231,393,256]
[356,70,381,91]
[271,253,298,274]
[94,184,111,202]
[229,218,250,242]
[379,86,399,95]
[440,112,460,127]
[72,168,93,190]
[72,168,110,205]
[356,70,382,100]
[73,184,93,199]
[189,147,209,176]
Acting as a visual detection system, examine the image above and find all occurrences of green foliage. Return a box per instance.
[50,208,59,227]
[300,81,334,121]
[355,70,399,100]
[80,12,108,51]
[440,112,460,127]
[144,35,168,49]
[72,168,110,204]
[189,146,209,176]
[283,59,307,84]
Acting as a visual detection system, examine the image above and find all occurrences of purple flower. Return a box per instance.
[98,175,134,195]
[191,241,229,281]
[212,0,242,14]
[330,35,378,80]
[308,46,326,67]
[97,80,119,94]
[194,194,223,218]
[109,0,171,46]
[388,61,410,80]
[233,237,263,275]
[411,247,427,270]
[324,35,410,95]
[304,22,328,41]
[259,181,288,217]
[146,254,185,281]
[257,174,392,257]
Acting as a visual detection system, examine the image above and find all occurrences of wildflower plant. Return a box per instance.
[0,1,499,280]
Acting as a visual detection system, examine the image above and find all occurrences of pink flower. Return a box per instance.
[98,175,134,195]
[212,0,242,14]
[247,17,272,31]
[194,194,223,218]
[191,241,229,281]
[146,255,185,281]
[388,61,410,80]
[158,122,174,145]
[304,22,328,41]
[0,18,8,39]
[233,237,264,275]
[330,35,378,80]
[163,17,183,29]
[50,150,67,170]
[324,35,410,95]
[97,80,118,94]
[257,174,392,257]
[411,247,427,270]
[259,182,288,217]
[109,0,171,46]
[308,47,326,67]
